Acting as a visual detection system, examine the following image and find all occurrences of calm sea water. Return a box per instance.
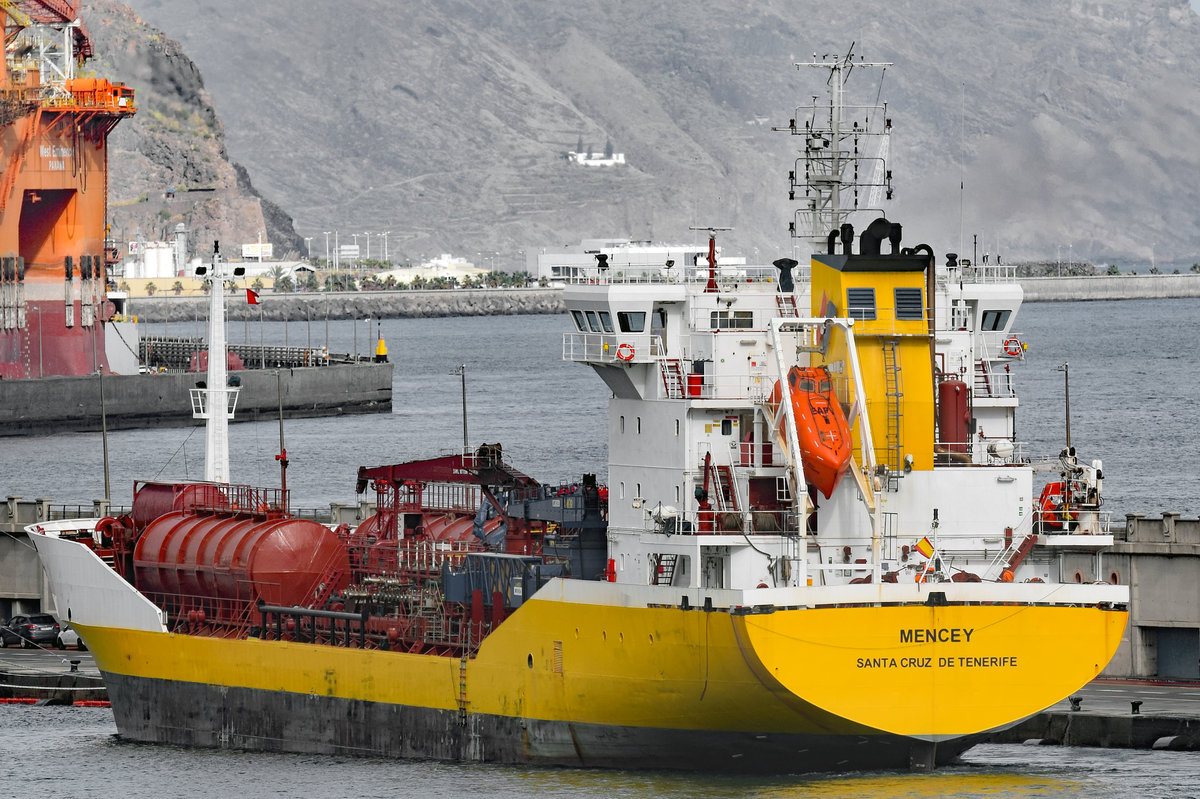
[2,706,1199,799]
[2,300,1198,795]
[2,299,1195,516]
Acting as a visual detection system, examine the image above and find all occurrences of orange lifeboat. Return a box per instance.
[771,366,853,498]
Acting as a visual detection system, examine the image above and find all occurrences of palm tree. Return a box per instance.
[145,282,157,296]
[171,280,183,295]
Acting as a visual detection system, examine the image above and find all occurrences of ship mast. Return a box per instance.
[191,242,242,483]
[782,49,893,252]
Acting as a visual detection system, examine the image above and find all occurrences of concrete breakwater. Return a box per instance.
[130,288,565,323]
[125,276,1200,322]
[1019,273,1200,301]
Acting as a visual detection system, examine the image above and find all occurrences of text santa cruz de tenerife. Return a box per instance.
[854,628,1019,669]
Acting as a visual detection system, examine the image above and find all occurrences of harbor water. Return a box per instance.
[2,705,1199,798]
[1,298,1196,516]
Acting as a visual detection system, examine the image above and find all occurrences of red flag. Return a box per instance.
[246,288,259,305]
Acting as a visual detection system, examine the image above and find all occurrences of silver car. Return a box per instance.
[0,613,60,648]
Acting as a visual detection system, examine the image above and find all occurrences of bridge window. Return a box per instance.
[980,309,1012,331]
[847,288,876,320]
[618,311,646,332]
[585,310,602,332]
[894,287,924,320]
[598,310,614,333]
[570,310,586,330]
[710,310,753,329]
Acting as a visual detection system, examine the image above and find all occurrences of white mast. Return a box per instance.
[785,50,893,252]
[190,242,241,483]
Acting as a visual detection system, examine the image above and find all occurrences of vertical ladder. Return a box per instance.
[775,294,799,317]
[661,358,685,398]
[652,553,678,585]
[456,655,469,725]
[883,341,903,473]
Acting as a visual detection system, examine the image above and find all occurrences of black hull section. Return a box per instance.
[104,673,976,774]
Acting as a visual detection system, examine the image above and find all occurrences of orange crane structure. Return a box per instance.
[0,0,134,377]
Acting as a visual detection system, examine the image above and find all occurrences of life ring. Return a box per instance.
[616,343,635,361]
[1003,337,1022,357]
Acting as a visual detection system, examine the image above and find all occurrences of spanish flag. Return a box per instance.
[915,536,935,558]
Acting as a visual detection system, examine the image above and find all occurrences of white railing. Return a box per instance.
[562,332,663,363]
[557,264,784,286]
[956,263,1019,284]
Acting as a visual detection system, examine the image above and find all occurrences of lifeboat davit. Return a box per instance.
[772,366,853,499]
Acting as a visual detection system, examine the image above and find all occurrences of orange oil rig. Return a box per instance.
[0,1,134,378]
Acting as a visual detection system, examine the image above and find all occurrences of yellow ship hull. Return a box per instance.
[75,592,1127,772]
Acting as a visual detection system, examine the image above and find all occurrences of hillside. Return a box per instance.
[82,1,304,260]
[102,1,1200,268]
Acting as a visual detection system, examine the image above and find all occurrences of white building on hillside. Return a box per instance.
[567,151,625,166]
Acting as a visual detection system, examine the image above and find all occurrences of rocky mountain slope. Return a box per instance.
[103,1,1200,268]
[82,1,304,260]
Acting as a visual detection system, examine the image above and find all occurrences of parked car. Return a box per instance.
[0,613,60,648]
[56,623,87,651]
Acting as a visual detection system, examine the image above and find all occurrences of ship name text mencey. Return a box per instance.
[900,627,975,643]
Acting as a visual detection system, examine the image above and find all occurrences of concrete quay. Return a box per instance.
[984,680,1200,751]
[0,649,106,704]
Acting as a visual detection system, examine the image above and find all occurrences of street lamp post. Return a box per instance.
[323,231,330,266]
[380,231,390,264]
[304,237,313,261]
[364,232,371,262]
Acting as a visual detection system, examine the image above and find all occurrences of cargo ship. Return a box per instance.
[30,53,1127,773]
[0,3,391,430]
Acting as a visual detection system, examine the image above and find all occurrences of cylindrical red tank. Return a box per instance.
[937,379,970,454]
[133,512,350,607]
[131,482,232,529]
[421,513,491,543]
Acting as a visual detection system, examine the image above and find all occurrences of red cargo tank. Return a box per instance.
[131,482,233,529]
[133,512,350,607]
